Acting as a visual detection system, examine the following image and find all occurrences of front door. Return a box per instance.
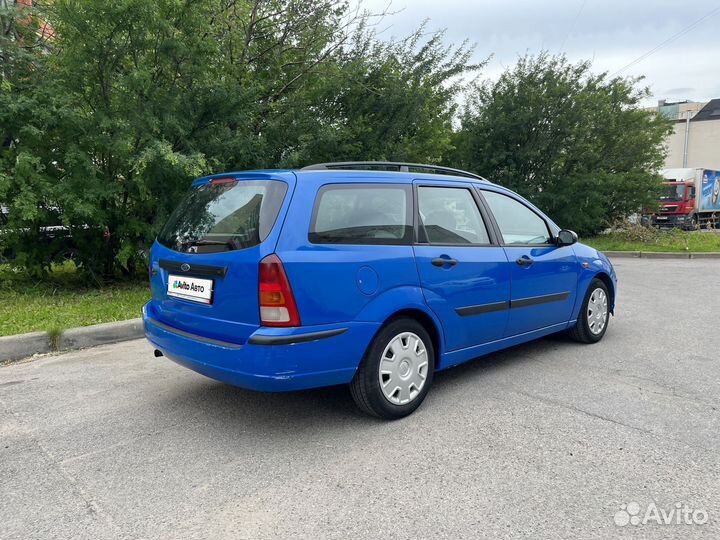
[479,189,578,336]
[413,182,511,351]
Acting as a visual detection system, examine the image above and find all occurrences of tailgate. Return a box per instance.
[148,172,295,344]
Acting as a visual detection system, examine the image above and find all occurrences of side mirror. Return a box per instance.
[556,229,578,246]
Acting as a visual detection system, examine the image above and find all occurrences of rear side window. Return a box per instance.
[158,179,287,253]
[309,184,412,244]
[481,190,552,245]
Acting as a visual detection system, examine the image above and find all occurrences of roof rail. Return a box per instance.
[301,161,487,182]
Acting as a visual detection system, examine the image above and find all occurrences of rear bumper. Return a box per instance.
[143,302,379,392]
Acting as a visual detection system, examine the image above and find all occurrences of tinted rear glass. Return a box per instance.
[309,184,412,245]
[158,180,287,253]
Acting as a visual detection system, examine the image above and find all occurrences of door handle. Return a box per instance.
[432,257,457,267]
[516,255,534,267]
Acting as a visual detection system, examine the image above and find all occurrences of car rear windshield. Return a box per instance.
[157,179,288,253]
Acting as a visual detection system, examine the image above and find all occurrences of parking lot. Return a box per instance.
[1,258,718,539]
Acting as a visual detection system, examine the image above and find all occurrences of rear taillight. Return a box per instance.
[258,254,300,327]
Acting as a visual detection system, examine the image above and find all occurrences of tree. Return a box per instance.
[452,53,673,235]
[277,23,483,166]
[0,0,480,280]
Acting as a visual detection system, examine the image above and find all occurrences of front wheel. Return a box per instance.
[568,278,610,344]
[350,318,435,419]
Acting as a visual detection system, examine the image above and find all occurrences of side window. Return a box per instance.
[418,187,490,245]
[309,184,412,244]
[481,191,552,245]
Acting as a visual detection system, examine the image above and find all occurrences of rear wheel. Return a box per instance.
[568,278,610,344]
[350,318,435,419]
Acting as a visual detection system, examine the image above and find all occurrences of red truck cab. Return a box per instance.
[649,181,697,229]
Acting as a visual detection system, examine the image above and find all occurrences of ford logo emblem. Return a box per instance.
[180,263,191,272]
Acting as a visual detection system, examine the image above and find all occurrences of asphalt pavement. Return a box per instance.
[1,258,719,539]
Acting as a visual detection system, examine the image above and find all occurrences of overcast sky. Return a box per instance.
[359,0,720,106]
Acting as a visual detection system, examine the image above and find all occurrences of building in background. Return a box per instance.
[649,99,720,170]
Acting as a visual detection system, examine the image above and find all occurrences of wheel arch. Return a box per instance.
[358,307,444,373]
[354,286,445,366]
[383,308,443,363]
[592,271,615,314]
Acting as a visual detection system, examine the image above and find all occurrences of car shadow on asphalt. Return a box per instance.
[432,332,572,389]
[157,333,577,430]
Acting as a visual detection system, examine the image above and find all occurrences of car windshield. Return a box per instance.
[659,183,685,202]
[157,179,287,253]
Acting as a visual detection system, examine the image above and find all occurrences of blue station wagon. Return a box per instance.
[143,162,617,418]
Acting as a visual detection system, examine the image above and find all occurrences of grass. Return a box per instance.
[0,262,149,337]
[584,228,720,253]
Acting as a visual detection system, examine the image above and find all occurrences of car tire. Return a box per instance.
[568,278,610,344]
[350,318,435,419]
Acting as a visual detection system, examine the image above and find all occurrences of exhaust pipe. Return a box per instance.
[154,349,164,358]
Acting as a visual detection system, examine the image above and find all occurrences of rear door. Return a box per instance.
[412,181,511,351]
[148,172,294,344]
[478,188,578,337]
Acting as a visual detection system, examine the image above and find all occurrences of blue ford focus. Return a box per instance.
[143,162,616,418]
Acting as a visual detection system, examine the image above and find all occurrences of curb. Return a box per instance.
[688,252,720,259]
[640,251,693,259]
[602,251,640,258]
[0,318,143,364]
[60,319,144,351]
[0,331,52,363]
[603,251,720,259]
